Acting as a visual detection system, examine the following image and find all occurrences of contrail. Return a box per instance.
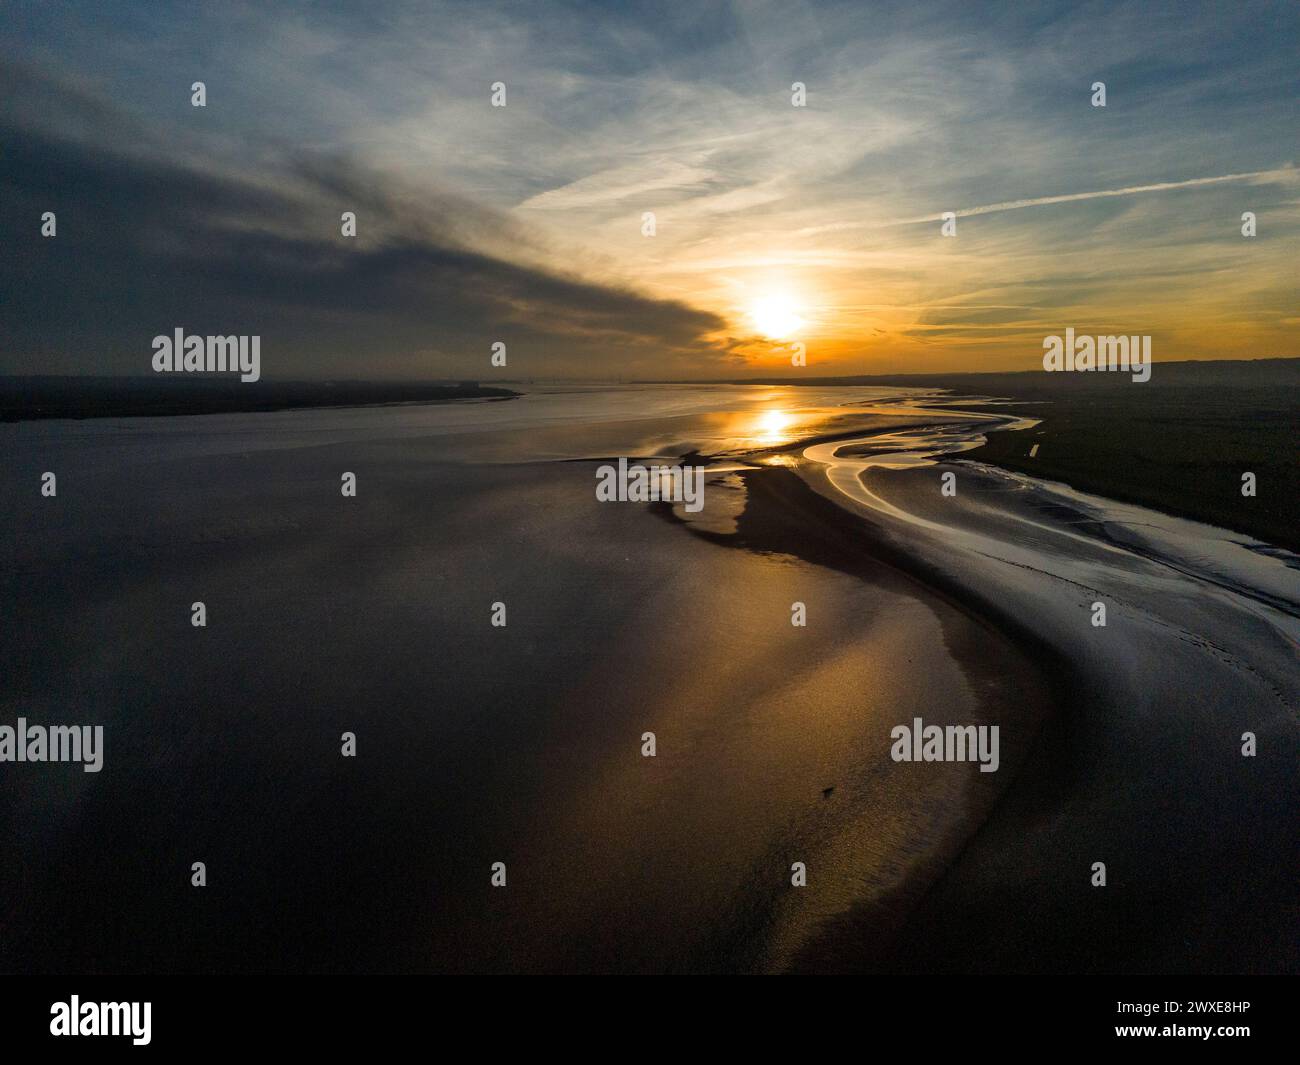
[797,165,1296,236]
[909,166,1294,222]
[899,166,1297,224]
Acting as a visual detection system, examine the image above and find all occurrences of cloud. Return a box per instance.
[0,62,727,379]
[517,159,717,211]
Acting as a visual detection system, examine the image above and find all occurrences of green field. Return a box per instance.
[962,385,1298,552]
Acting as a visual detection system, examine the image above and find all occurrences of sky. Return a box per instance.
[2,0,1297,380]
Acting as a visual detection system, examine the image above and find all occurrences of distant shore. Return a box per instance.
[0,377,519,422]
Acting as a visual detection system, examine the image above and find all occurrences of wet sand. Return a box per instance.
[783,404,1300,974]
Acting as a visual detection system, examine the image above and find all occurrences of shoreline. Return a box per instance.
[0,379,520,422]
[883,391,1300,555]
[959,437,1300,556]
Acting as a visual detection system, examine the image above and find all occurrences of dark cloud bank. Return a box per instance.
[0,62,727,381]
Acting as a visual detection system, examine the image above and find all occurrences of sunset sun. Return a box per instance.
[748,293,806,340]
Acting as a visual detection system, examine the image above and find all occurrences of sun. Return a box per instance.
[748,293,806,339]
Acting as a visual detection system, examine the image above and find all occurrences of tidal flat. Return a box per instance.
[1,383,1295,973]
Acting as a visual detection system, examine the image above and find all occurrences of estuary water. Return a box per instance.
[1,384,1295,973]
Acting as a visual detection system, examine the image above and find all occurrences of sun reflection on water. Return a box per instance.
[755,409,795,446]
